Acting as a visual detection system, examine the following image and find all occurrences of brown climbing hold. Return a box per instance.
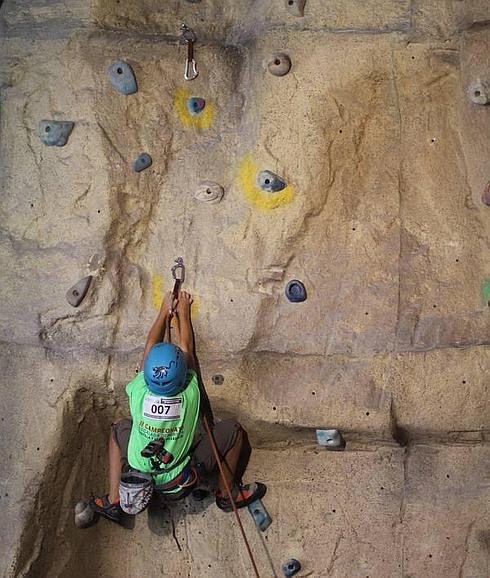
[482,182,490,206]
[66,276,93,307]
[267,53,292,77]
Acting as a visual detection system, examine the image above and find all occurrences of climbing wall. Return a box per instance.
[1,1,489,577]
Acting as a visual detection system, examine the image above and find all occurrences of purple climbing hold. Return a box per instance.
[285,280,307,303]
[482,182,490,206]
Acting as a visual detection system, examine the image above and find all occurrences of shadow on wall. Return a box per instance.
[12,389,115,578]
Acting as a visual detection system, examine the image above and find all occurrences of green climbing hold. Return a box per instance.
[481,279,490,307]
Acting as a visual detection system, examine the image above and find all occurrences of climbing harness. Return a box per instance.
[180,24,198,80]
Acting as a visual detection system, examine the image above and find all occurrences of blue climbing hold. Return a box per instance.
[133,153,152,172]
[38,120,74,147]
[257,170,287,192]
[187,97,206,115]
[285,280,306,303]
[282,559,301,577]
[107,60,138,95]
[247,498,272,532]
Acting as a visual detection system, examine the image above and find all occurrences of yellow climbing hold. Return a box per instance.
[174,87,214,129]
[238,155,294,210]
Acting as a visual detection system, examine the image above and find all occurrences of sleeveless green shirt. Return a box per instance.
[126,370,200,488]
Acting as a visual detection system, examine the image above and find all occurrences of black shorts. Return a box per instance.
[112,417,243,490]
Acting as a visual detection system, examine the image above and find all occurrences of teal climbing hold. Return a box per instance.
[38,120,74,146]
[257,170,287,192]
[187,97,206,115]
[107,61,138,95]
[247,498,272,532]
[133,153,152,172]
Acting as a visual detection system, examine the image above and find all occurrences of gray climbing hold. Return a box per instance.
[282,559,302,577]
[468,81,489,105]
[194,181,224,204]
[107,60,138,95]
[212,374,224,385]
[285,0,306,17]
[316,429,346,451]
[267,53,291,77]
[74,500,95,529]
[285,280,306,303]
[187,96,206,115]
[482,182,490,206]
[247,498,272,532]
[257,170,287,192]
[66,276,93,307]
[38,120,74,147]
[133,153,152,173]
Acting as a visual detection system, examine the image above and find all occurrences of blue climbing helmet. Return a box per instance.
[143,343,188,396]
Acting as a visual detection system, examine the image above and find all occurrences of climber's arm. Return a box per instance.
[140,291,176,370]
[176,291,214,422]
[175,291,196,370]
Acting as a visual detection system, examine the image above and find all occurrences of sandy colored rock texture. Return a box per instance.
[0,1,489,577]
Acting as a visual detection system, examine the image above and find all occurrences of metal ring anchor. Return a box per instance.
[180,23,198,81]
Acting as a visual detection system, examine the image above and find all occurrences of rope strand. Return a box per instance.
[202,415,260,578]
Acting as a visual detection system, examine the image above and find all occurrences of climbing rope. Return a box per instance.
[166,258,260,577]
[202,414,261,578]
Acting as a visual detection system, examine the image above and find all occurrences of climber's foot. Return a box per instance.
[216,482,267,513]
[90,494,123,524]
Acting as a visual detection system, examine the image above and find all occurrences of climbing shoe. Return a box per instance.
[90,494,123,524]
[216,482,267,513]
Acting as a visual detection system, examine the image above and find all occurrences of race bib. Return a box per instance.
[143,395,182,421]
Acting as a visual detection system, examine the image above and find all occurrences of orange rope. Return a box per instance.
[202,415,260,578]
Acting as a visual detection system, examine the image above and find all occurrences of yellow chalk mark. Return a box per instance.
[174,87,214,129]
[238,155,294,210]
[151,275,163,310]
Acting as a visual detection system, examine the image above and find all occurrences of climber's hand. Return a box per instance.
[161,291,178,314]
[176,291,193,316]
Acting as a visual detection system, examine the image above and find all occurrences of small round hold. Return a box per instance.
[285,0,306,17]
[212,374,224,385]
[482,182,490,206]
[74,500,95,529]
[187,97,206,115]
[133,153,152,173]
[285,280,307,303]
[257,170,287,193]
[194,181,224,204]
[267,53,291,77]
[467,81,489,105]
[282,558,301,577]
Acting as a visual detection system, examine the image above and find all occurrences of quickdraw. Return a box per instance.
[180,24,198,81]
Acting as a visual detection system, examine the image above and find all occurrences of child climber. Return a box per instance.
[91,290,266,523]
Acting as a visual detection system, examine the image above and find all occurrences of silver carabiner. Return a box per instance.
[171,257,185,283]
[180,23,198,81]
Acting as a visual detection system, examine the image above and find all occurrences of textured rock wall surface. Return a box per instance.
[0,1,489,577]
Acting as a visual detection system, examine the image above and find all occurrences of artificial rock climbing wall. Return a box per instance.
[0,1,489,577]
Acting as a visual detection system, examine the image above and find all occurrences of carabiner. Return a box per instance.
[171,257,185,283]
[180,23,198,81]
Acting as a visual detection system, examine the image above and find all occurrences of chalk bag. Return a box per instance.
[119,471,154,514]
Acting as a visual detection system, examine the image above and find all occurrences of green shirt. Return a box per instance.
[126,370,200,487]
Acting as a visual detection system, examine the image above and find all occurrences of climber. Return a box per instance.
[90,290,266,523]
